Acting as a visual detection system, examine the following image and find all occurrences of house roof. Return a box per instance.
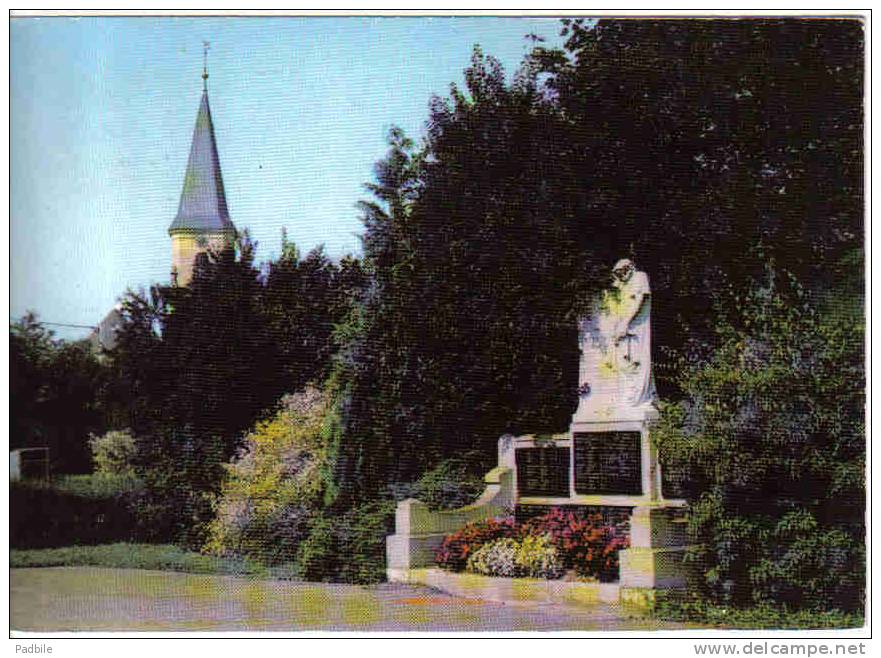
[168,90,236,235]
[88,304,124,352]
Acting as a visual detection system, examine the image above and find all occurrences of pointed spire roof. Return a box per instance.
[169,89,235,234]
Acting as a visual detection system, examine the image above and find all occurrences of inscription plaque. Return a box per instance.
[516,447,570,497]
[574,432,642,495]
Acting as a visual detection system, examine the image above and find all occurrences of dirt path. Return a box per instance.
[11,567,690,632]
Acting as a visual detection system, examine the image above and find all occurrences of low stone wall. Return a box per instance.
[386,438,518,574]
[394,568,621,607]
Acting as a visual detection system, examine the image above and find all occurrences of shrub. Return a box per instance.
[652,592,864,630]
[10,543,264,576]
[466,538,520,577]
[294,513,335,581]
[296,501,396,584]
[403,454,487,511]
[521,508,629,581]
[434,517,517,571]
[654,276,865,611]
[10,478,143,548]
[205,386,331,565]
[749,510,865,611]
[52,473,141,499]
[89,429,137,477]
[342,501,400,583]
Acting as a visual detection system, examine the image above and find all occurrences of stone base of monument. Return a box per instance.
[386,435,694,609]
[620,546,689,588]
[617,505,692,609]
[393,568,621,608]
[386,533,446,574]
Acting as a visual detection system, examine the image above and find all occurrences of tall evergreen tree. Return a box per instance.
[331,20,863,505]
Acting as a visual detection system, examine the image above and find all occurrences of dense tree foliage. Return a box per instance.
[263,239,366,397]
[536,18,863,375]
[105,236,365,544]
[655,270,864,611]
[331,53,601,505]
[331,19,863,506]
[10,313,108,473]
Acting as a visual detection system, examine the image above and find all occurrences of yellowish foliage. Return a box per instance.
[204,386,331,561]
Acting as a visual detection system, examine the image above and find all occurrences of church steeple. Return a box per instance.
[169,90,234,234]
[168,45,236,286]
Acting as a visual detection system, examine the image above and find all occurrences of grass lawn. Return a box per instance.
[10,543,273,577]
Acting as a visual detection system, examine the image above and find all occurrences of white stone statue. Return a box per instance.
[573,259,658,422]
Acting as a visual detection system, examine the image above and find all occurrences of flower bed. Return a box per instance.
[435,507,629,582]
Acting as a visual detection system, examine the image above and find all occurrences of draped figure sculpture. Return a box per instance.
[574,259,657,422]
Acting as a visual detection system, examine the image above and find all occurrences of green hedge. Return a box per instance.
[10,475,143,548]
[49,473,141,499]
[11,543,264,576]
[652,593,864,630]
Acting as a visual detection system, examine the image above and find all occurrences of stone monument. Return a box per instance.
[573,258,657,424]
[571,259,689,601]
[570,258,661,501]
[385,259,690,605]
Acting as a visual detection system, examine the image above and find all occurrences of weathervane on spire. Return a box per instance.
[202,40,210,90]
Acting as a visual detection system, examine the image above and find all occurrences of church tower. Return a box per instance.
[169,45,236,286]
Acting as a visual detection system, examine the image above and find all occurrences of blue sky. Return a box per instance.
[11,16,567,339]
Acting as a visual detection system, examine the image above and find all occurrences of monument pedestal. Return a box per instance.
[570,407,692,602]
